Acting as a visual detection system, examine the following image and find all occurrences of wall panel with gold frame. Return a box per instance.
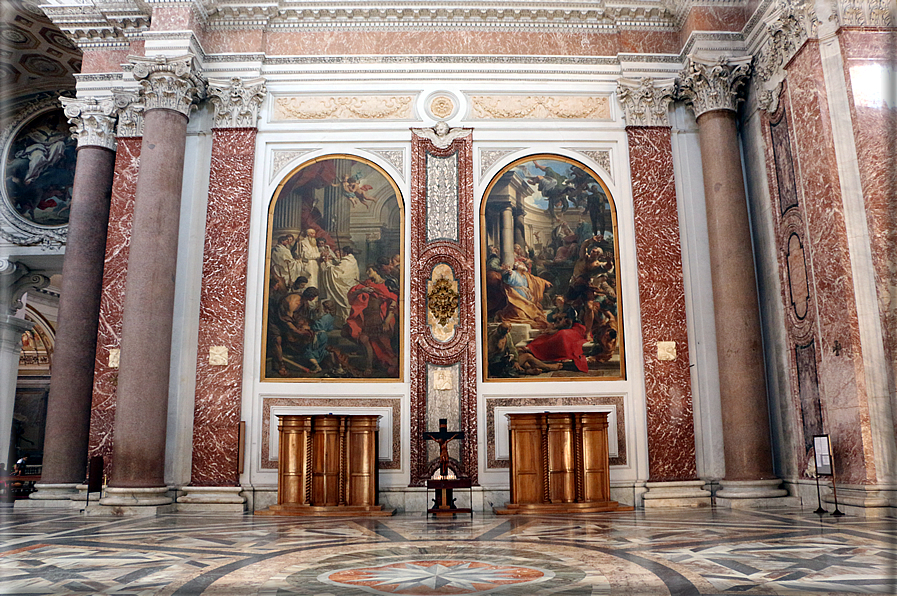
[481,154,624,381]
[262,155,403,381]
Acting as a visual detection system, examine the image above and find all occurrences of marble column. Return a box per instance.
[178,77,265,513]
[500,205,514,265]
[98,55,204,513]
[678,55,787,503]
[617,78,710,507]
[25,98,118,507]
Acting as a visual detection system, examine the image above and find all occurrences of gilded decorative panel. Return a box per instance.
[469,95,611,120]
[273,96,415,120]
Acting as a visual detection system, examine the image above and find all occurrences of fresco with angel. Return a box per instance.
[481,155,624,381]
[263,156,403,381]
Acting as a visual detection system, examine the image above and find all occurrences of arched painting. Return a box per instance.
[481,155,624,381]
[3,108,76,227]
[262,155,403,381]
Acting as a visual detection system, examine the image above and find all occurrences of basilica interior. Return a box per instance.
[0,0,895,591]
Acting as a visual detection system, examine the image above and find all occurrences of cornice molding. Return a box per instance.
[129,54,206,116]
[617,77,676,127]
[677,54,752,118]
[40,1,150,49]
[60,96,118,151]
[207,76,267,128]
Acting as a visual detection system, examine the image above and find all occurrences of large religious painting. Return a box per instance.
[263,155,403,381]
[3,108,76,227]
[481,155,624,381]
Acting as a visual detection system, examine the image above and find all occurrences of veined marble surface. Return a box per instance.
[0,508,893,595]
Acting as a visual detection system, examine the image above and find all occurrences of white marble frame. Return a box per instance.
[268,405,394,462]
[493,405,619,461]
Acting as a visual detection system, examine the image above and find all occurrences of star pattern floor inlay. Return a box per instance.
[0,507,894,595]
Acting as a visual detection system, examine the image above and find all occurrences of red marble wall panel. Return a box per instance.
[619,30,680,55]
[680,6,747,48]
[409,132,477,486]
[81,49,131,74]
[626,126,697,482]
[839,29,897,454]
[784,42,871,484]
[265,30,623,57]
[190,129,256,487]
[205,29,266,54]
[88,137,141,472]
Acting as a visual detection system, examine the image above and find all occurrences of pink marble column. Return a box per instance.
[34,99,117,500]
[104,55,203,504]
[679,56,786,500]
[186,78,265,494]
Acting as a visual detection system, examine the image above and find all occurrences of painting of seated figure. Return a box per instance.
[263,155,403,381]
[481,155,624,381]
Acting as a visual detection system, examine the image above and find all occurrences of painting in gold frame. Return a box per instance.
[481,155,624,381]
[262,155,403,381]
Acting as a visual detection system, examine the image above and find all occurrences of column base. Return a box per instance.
[643,480,712,507]
[821,484,897,518]
[72,484,101,505]
[89,487,176,516]
[15,483,77,508]
[716,478,799,509]
[176,486,246,513]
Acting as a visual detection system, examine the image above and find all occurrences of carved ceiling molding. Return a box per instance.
[469,95,611,120]
[273,96,415,120]
[617,77,676,127]
[753,0,819,113]
[677,54,753,118]
[40,1,151,49]
[60,96,118,151]
[207,76,267,128]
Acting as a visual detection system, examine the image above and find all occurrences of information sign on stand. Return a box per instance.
[812,434,843,517]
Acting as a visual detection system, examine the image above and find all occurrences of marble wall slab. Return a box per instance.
[781,42,870,485]
[627,126,697,482]
[88,137,140,472]
[189,129,255,487]
[839,29,897,447]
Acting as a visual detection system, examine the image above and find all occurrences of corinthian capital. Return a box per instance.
[60,96,118,151]
[616,78,676,127]
[129,54,206,117]
[207,77,267,129]
[678,55,753,118]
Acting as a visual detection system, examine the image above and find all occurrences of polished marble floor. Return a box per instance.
[0,507,894,595]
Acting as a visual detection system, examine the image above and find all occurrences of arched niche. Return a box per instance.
[262,155,404,381]
[480,154,624,381]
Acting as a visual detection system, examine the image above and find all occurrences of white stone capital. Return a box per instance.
[617,77,676,127]
[129,54,206,117]
[207,77,267,129]
[113,91,144,138]
[60,96,117,151]
[678,55,753,118]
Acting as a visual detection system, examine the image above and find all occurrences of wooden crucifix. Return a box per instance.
[424,418,464,478]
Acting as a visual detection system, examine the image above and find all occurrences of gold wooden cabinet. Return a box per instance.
[495,412,632,514]
[256,414,394,516]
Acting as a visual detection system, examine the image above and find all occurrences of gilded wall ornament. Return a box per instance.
[427,264,460,344]
[274,96,415,120]
[428,94,456,120]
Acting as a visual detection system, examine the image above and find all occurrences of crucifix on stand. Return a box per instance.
[423,418,472,516]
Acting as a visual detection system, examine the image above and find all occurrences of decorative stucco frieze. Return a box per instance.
[571,150,612,180]
[470,95,611,120]
[617,78,676,127]
[368,149,405,178]
[270,149,314,182]
[754,0,819,113]
[677,55,753,118]
[113,92,144,138]
[830,0,895,26]
[130,54,206,117]
[207,77,267,128]
[273,96,415,120]
[480,148,522,179]
[60,97,117,151]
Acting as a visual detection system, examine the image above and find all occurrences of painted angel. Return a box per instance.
[332,172,377,207]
